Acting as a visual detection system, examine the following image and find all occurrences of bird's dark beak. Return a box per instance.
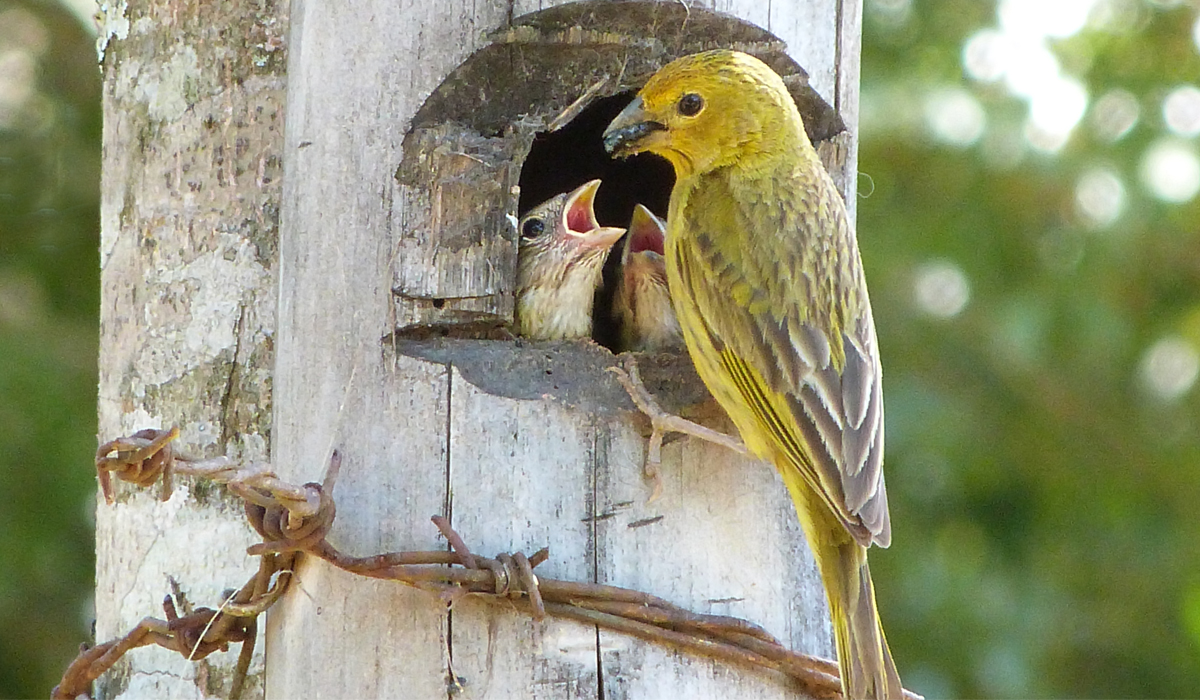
[603,96,666,156]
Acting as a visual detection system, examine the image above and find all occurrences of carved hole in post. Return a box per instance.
[388,0,845,414]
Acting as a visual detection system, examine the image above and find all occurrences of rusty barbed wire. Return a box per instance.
[52,543,297,700]
[71,427,924,700]
[95,426,326,527]
[54,571,255,699]
[95,426,179,503]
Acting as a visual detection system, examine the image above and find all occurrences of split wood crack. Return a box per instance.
[60,426,923,700]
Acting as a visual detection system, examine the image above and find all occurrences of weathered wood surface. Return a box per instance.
[94,0,287,697]
[273,0,859,698]
[96,0,862,698]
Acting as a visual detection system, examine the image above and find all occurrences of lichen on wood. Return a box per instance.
[96,0,288,696]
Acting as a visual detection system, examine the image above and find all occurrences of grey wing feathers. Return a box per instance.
[681,174,891,549]
[787,319,889,548]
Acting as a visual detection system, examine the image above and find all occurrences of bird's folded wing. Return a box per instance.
[674,180,891,547]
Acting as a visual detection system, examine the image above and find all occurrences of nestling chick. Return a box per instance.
[604,50,902,699]
[613,204,683,352]
[514,179,625,340]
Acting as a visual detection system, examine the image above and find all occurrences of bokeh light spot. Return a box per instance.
[963,29,1008,82]
[0,6,48,128]
[963,2,1098,157]
[914,260,971,319]
[1000,0,1098,39]
[1163,85,1200,137]
[0,268,47,326]
[0,7,50,57]
[1090,89,1140,142]
[1139,140,1200,203]
[1025,77,1089,153]
[0,50,37,130]
[1024,121,1070,153]
[977,644,1034,698]
[1140,336,1200,400]
[1089,0,1145,32]
[1075,167,1125,227]
[867,0,913,26]
[924,88,986,147]
[1002,43,1061,99]
[1029,77,1089,133]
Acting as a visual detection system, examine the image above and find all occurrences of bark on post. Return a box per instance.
[95,0,864,698]
[95,0,286,697]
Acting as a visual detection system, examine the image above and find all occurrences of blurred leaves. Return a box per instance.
[0,0,99,697]
[861,0,1200,696]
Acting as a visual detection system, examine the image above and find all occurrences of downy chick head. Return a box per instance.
[515,179,624,340]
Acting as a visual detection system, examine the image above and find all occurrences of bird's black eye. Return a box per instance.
[678,93,704,117]
[521,217,546,238]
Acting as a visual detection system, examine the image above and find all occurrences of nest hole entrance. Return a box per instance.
[394,1,840,350]
[517,92,675,351]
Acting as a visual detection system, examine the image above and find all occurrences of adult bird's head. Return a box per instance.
[602,50,807,178]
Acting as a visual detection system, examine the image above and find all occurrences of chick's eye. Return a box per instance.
[678,92,704,117]
[521,217,545,238]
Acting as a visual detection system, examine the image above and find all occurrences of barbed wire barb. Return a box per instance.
[68,427,924,700]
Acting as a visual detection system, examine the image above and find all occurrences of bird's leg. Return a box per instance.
[609,356,747,501]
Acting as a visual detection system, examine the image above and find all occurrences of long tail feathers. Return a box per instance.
[780,466,903,698]
[828,542,903,699]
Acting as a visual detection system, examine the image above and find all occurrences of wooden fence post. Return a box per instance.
[95,0,286,696]
[95,1,862,698]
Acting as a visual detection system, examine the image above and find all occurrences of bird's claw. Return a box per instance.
[607,361,667,501]
[609,356,746,503]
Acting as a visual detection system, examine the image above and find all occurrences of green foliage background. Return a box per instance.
[3,0,1199,697]
[0,0,100,697]
[859,1,1200,697]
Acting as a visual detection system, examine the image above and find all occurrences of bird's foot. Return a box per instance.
[608,356,746,502]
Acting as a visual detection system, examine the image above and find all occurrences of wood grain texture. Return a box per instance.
[445,368,601,699]
[593,425,834,699]
[98,0,863,698]
[269,0,497,693]
[95,0,287,697]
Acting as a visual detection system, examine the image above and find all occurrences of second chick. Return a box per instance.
[613,204,683,352]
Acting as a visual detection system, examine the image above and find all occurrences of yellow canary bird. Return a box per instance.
[613,204,684,352]
[603,50,901,699]
[515,179,625,340]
